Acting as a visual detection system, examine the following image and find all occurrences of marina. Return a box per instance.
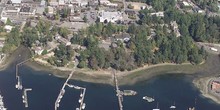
[113,70,123,110]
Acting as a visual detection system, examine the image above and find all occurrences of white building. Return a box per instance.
[59,0,65,5]
[98,10,123,23]
[48,6,54,14]
[4,25,13,33]
[150,12,164,17]
[99,0,110,5]
[49,0,59,6]
[71,0,88,6]
[11,0,21,4]
[0,17,8,24]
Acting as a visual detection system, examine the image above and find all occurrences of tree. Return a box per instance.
[83,16,88,22]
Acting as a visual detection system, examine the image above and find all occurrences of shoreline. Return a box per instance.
[193,77,220,104]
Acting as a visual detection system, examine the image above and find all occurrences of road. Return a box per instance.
[196,42,220,54]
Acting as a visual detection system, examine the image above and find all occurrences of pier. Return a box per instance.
[55,71,74,110]
[15,58,32,90]
[22,88,32,107]
[79,87,86,110]
[113,70,123,110]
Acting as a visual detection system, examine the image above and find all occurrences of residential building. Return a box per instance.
[11,0,21,4]
[4,25,13,33]
[48,6,54,14]
[55,35,71,46]
[71,0,88,6]
[150,12,164,17]
[20,6,36,16]
[171,21,181,37]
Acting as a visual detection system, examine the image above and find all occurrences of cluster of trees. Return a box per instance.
[192,0,219,12]
[48,44,74,67]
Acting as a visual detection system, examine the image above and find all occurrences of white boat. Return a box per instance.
[170,101,176,109]
[76,108,79,110]
[170,105,176,109]
[143,96,155,102]
[0,94,7,110]
[82,103,86,109]
[79,98,82,103]
[153,102,160,110]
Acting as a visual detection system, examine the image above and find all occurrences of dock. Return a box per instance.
[113,70,123,110]
[79,87,86,110]
[15,58,32,90]
[22,88,32,107]
[55,71,74,110]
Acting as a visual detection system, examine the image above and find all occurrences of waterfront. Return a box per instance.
[1,62,220,110]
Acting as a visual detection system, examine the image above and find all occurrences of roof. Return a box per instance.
[11,0,21,4]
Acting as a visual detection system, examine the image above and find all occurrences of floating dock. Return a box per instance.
[22,88,32,108]
[55,72,73,110]
[79,88,86,110]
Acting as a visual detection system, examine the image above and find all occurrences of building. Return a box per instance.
[98,10,123,23]
[171,21,181,37]
[4,25,13,33]
[49,0,59,6]
[40,0,46,7]
[71,0,88,6]
[1,6,20,16]
[211,81,220,91]
[11,0,21,4]
[55,35,71,46]
[114,33,131,42]
[69,16,83,22]
[99,0,110,5]
[59,0,65,5]
[19,6,36,16]
[34,47,44,55]
[0,17,8,24]
[48,6,54,15]
[150,12,164,17]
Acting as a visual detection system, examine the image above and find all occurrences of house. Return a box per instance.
[114,33,131,42]
[48,6,54,14]
[11,0,21,4]
[0,41,5,48]
[34,47,44,55]
[19,6,36,16]
[69,16,83,22]
[99,0,110,5]
[211,81,220,91]
[71,0,88,6]
[2,6,20,16]
[4,25,13,33]
[88,0,98,7]
[0,17,8,24]
[49,0,59,6]
[59,0,65,5]
[98,10,123,23]
[170,21,181,37]
[40,0,46,7]
[55,35,71,46]
[150,12,164,17]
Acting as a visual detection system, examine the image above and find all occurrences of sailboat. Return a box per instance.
[153,102,160,110]
[170,101,176,109]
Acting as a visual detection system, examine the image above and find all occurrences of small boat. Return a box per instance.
[82,103,86,109]
[153,102,160,110]
[143,96,155,102]
[188,107,195,110]
[170,101,176,109]
[76,108,79,110]
[80,93,83,97]
[79,98,82,103]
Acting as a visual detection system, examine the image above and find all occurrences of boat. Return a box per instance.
[170,101,176,109]
[0,94,7,110]
[79,98,82,103]
[153,102,160,110]
[76,108,79,110]
[188,107,195,110]
[123,90,137,96]
[82,103,86,109]
[143,96,155,102]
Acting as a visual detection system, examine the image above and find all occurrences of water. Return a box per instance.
[0,63,220,110]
